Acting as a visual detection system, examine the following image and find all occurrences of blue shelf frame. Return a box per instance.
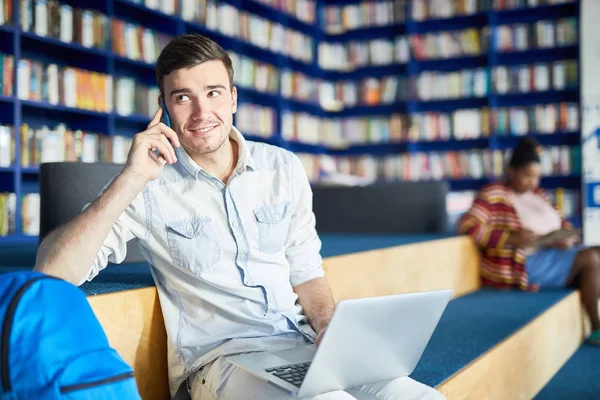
[0,0,583,243]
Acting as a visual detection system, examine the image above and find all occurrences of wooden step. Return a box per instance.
[437,291,585,400]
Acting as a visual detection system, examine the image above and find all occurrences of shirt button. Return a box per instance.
[232,221,238,228]
[274,215,280,221]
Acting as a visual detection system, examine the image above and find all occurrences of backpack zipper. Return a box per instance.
[59,371,135,394]
[1,275,56,391]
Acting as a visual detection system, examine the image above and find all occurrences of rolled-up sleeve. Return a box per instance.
[77,178,148,286]
[286,154,324,287]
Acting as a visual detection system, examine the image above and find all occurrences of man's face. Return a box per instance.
[161,60,237,156]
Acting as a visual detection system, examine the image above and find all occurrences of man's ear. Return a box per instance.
[231,86,238,114]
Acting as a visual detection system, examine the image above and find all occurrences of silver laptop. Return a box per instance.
[226,289,453,398]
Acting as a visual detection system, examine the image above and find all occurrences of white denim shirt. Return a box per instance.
[79,127,324,398]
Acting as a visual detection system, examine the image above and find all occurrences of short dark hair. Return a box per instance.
[509,136,541,168]
[155,33,234,95]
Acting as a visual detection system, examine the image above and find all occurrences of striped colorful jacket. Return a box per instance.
[457,182,571,291]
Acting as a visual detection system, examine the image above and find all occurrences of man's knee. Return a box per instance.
[190,357,294,400]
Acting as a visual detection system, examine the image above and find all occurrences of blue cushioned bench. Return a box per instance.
[0,234,452,295]
[0,234,581,399]
[534,343,600,399]
[413,288,572,387]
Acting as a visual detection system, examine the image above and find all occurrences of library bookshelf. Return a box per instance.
[0,0,583,245]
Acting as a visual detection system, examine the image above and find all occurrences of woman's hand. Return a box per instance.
[549,233,578,250]
[551,239,575,250]
[507,229,537,248]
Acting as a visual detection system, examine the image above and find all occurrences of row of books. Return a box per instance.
[279,103,579,147]
[20,0,109,51]
[320,0,575,30]
[493,0,575,11]
[415,60,577,101]
[321,0,405,34]
[492,102,579,136]
[415,68,488,101]
[19,1,314,66]
[124,0,177,16]
[494,18,578,52]
[320,76,404,108]
[282,112,406,146]
[0,124,13,167]
[11,56,582,127]
[195,2,313,63]
[411,27,488,61]
[0,192,16,237]
[19,0,174,65]
[235,104,277,138]
[229,52,280,95]
[0,193,39,237]
[18,58,112,113]
[411,0,486,21]
[0,53,14,96]
[492,60,578,94]
[22,192,39,236]
[408,102,579,141]
[318,36,409,71]
[181,0,316,26]
[253,0,316,24]
[411,0,574,21]
[0,103,580,170]
[114,77,160,118]
[18,57,280,119]
[112,19,172,64]
[0,0,12,25]
[298,145,578,184]
[281,70,319,104]
[0,101,277,169]
[547,187,580,219]
[18,123,133,166]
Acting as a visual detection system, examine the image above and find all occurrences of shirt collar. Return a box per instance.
[174,125,260,179]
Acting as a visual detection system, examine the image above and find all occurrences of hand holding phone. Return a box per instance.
[122,104,180,184]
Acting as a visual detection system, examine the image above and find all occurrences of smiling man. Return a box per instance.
[34,34,445,400]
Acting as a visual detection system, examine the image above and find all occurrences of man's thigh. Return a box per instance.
[190,357,445,400]
[190,357,357,400]
[350,377,447,400]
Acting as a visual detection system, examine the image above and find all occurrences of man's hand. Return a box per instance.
[506,229,537,248]
[293,277,335,347]
[124,107,181,183]
[315,322,329,346]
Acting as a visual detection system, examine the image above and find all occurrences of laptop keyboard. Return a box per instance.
[265,362,311,387]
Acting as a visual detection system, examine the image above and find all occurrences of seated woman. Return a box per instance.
[458,136,600,345]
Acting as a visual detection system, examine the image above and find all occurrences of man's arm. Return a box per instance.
[294,277,335,337]
[34,170,145,285]
[34,108,180,285]
[285,154,334,342]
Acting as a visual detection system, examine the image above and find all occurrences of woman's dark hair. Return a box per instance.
[509,136,541,168]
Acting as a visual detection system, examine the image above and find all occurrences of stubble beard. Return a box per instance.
[180,126,230,155]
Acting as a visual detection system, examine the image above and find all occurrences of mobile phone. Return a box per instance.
[161,98,171,128]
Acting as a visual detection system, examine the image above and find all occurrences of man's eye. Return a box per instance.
[176,94,189,101]
[208,91,221,98]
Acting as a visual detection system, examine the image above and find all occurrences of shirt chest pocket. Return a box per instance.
[165,217,220,275]
[253,201,292,255]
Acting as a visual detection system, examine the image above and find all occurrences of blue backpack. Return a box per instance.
[0,271,141,399]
